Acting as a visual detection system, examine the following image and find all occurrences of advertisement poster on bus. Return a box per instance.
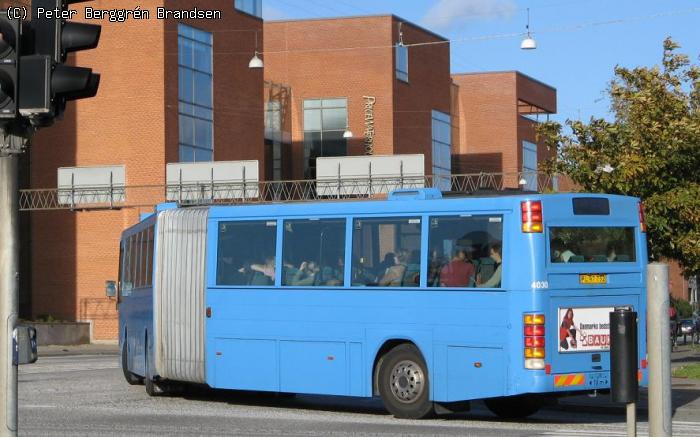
[558,307,616,353]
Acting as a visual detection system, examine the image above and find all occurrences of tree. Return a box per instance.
[538,38,700,274]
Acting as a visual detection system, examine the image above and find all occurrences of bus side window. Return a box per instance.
[351,217,421,287]
[117,241,125,302]
[217,221,278,287]
[282,219,346,287]
[121,236,133,296]
[427,215,503,288]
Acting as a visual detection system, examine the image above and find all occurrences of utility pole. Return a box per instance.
[0,131,30,437]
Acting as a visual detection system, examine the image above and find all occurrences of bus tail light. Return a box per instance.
[638,202,647,233]
[521,201,543,233]
[524,313,545,369]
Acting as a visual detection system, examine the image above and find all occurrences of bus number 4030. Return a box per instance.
[531,281,549,289]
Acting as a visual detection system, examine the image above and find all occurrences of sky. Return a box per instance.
[261,0,700,124]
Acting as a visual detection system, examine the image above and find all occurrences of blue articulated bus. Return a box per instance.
[118,189,648,419]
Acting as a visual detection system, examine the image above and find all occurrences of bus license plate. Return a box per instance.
[580,274,607,285]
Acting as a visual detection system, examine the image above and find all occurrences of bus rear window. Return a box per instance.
[549,227,636,263]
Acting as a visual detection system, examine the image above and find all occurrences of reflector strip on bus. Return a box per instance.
[554,374,585,387]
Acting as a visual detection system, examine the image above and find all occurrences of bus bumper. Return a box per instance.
[527,367,648,394]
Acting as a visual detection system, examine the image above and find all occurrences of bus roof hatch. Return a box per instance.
[388,188,443,201]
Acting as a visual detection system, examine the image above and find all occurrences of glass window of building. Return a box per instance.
[265,102,283,180]
[282,219,346,287]
[427,215,504,288]
[303,98,349,178]
[178,24,214,163]
[522,141,538,191]
[396,44,408,82]
[217,221,277,286]
[431,110,451,191]
[351,217,422,287]
[235,0,262,17]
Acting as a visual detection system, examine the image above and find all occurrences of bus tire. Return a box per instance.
[484,394,545,419]
[377,344,434,419]
[121,342,143,385]
[145,377,168,397]
[144,338,167,397]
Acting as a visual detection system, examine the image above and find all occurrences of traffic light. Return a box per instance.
[19,0,101,122]
[0,11,20,119]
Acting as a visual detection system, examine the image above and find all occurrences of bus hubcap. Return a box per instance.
[390,360,424,403]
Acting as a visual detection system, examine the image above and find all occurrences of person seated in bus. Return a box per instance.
[291,260,320,286]
[606,242,619,262]
[427,248,445,286]
[240,256,275,285]
[377,252,396,277]
[439,249,475,287]
[378,250,408,287]
[477,243,502,288]
[352,256,377,286]
[551,238,576,263]
[321,256,345,286]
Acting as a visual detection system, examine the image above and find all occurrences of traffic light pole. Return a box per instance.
[0,130,30,437]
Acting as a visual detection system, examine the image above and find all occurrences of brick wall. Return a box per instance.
[264,16,451,180]
[264,16,394,179]
[391,17,451,176]
[451,71,557,188]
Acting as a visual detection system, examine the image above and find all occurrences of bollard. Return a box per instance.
[610,307,638,437]
[648,263,672,437]
[610,307,638,403]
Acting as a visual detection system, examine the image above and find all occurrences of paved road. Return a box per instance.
[19,353,700,437]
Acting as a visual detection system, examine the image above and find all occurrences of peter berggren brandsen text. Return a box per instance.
[35,6,223,22]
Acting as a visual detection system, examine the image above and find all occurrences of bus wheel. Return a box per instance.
[121,342,143,385]
[484,394,545,419]
[145,376,168,397]
[377,344,434,419]
[144,353,167,397]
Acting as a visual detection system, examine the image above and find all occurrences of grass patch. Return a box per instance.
[673,363,700,380]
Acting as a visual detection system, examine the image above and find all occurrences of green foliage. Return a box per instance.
[538,38,700,275]
[672,297,694,319]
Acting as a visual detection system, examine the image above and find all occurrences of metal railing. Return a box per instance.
[18,171,561,211]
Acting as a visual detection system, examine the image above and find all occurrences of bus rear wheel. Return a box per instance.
[377,344,434,419]
[484,394,545,419]
[121,342,143,385]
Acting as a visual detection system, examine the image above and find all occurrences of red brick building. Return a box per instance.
[263,15,452,180]
[25,0,264,340]
[451,71,557,188]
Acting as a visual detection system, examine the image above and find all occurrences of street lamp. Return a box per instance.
[521,8,537,50]
[249,30,263,69]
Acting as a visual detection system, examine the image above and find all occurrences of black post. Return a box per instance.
[610,307,639,402]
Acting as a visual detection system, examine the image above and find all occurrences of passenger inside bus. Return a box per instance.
[378,249,409,286]
[239,256,275,285]
[477,243,502,288]
[376,252,395,278]
[320,256,345,286]
[440,249,476,287]
[551,239,577,263]
[290,260,320,286]
[428,248,446,286]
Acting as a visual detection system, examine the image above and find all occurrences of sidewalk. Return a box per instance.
[558,344,700,421]
[38,343,119,357]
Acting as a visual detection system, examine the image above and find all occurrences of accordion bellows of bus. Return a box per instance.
[117,189,648,419]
